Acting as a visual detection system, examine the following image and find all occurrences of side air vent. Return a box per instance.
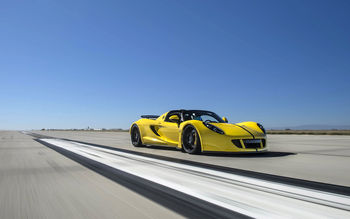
[150,126,160,136]
[231,139,242,148]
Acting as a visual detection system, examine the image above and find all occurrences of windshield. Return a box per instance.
[183,111,224,123]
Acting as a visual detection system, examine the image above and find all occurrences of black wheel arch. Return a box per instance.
[181,124,202,154]
[131,124,144,147]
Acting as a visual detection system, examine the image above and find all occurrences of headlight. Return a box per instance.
[203,122,225,134]
[257,123,266,134]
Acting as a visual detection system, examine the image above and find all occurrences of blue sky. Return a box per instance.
[0,0,349,130]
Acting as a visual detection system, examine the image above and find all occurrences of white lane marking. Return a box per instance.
[72,140,350,209]
[42,138,350,218]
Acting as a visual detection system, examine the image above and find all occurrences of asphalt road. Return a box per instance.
[38,137,350,218]
[0,131,183,219]
[2,130,350,218]
[34,131,350,187]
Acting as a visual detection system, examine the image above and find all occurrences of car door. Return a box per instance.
[157,112,181,145]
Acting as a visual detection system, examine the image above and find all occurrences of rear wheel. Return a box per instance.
[131,125,143,147]
[182,125,201,154]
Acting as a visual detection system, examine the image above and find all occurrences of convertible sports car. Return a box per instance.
[130,110,267,154]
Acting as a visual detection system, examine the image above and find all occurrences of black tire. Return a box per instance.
[131,125,144,147]
[182,125,201,154]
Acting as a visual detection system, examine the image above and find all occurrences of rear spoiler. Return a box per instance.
[141,115,159,119]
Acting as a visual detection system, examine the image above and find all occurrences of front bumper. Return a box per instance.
[200,133,268,153]
[202,148,268,154]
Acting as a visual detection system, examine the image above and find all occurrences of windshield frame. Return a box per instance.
[183,110,225,123]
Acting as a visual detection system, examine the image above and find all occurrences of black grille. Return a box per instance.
[243,139,261,149]
[244,143,261,149]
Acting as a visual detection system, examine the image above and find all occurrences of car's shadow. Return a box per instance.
[202,151,296,158]
[145,145,179,151]
[144,145,296,157]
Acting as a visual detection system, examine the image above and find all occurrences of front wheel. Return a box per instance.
[182,125,201,154]
[131,125,144,147]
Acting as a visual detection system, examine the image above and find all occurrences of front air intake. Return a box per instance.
[231,140,242,148]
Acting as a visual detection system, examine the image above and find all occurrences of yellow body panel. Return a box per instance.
[130,111,267,153]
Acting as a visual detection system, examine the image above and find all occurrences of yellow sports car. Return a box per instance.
[130,110,267,154]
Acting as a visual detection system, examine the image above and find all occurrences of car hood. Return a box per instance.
[210,123,264,138]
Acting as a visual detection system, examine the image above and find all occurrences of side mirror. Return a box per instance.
[222,117,228,123]
[169,115,180,123]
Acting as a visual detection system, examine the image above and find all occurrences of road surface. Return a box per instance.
[34,130,350,186]
[0,131,183,219]
[1,130,350,218]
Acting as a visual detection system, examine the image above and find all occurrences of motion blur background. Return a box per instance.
[1,0,349,130]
